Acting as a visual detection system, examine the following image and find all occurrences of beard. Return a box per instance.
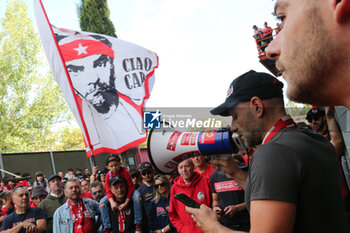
[241,110,264,147]
[92,90,119,114]
[284,7,339,106]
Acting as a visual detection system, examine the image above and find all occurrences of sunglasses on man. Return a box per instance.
[307,115,320,123]
[142,170,152,176]
[92,190,104,196]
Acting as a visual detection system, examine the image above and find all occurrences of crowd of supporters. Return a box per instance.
[0,105,347,233]
[0,150,252,233]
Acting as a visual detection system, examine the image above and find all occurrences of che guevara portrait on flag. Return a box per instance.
[48,26,158,154]
[57,33,121,120]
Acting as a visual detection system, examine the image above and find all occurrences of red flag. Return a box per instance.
[34,0,159,157]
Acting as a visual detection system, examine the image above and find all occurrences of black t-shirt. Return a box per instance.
[245,127,347,233]
[210,171,250,227]
[1,207,46,233]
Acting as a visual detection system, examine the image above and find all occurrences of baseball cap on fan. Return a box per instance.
[210,70,284,116]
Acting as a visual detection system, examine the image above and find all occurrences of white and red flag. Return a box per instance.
[34,0,158,157]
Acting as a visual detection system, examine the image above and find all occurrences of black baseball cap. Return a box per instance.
[110,176,126,186]
[306,107,325,122]
[140,162,153,172]
[210,70,284,116]
[105,154,121,165]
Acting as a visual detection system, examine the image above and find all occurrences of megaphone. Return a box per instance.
[147,124,246,174]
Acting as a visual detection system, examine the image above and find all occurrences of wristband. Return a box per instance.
[161,229,165,233]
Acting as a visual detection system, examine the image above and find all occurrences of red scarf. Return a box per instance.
[262,115,296,144]
[68,199,85,233]
[118,210,126,232]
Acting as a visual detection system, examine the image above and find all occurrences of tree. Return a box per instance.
[0,0,70,151]
[56,127,85,150]
[285,100,311,119]
[77,0,117,37]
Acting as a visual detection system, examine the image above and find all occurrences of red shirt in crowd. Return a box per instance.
[105,167,134,201]
[70,201,96,233]
[80,192,94,200]
[169,172,212,233]
[194,164,215,179]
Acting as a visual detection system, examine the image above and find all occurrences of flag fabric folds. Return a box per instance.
[34,0,159,157]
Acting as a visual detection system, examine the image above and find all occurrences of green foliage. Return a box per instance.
[56,127,85,150]
[0,0,71,150]
[285,100,311,120]
[77,0,117,37]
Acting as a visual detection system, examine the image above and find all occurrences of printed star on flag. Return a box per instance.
[74,43,88,56]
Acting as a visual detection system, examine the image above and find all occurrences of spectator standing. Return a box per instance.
[33,172,49,193]
[306,107,330,140]
[130,169,142,190]
[90,181,106,203]
[30,187,48,208]
[22,173,32,186]
[275,23,281,35]
[39,175,65,233]
[252,25,263,51]
[129,169,143,232]
[75,168,84,182]
[100,154,134,232]
[137,162,156,233]
[210,171,250,232]
[108,177,136,233]
[0,191,14,217]
[64,168,76,180]
[80,180,94,200]
[193,155,215,179]
[0,191,10,225]
[169,159,212,233]
[265,0,350,109]
[1,186,46,233]
[89,166,100,184]
[262,21,273,44]
[57,172,64,181]
[90,181,106,233]
[83,168,90,180]
[53,179,100,233]
[13,173,30,188]
[186,70,347,232]
[150,174,177,233]
[0,180,9,192]
[6,180,15,191]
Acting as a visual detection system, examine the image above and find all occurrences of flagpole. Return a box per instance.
[91,153,96,166]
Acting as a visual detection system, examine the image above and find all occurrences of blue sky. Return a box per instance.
[0,0,281,108]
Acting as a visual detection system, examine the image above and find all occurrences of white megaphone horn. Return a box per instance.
[147,123,246,174]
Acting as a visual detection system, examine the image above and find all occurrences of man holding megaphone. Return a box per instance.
[186,70,348,233]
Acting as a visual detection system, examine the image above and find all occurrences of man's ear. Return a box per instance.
[333,0,350,23]
[249,97,264,118]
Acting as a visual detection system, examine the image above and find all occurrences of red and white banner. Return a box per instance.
[34,0,159,157]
